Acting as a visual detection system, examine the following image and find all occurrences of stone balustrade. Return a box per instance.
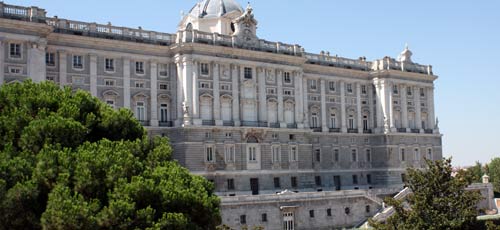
[372,56,433,75]
[0,2,46,22]
[305,52,372,71]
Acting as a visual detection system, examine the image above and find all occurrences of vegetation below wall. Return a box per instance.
[0,81,221,230]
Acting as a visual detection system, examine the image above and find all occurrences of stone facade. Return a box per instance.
[0,1,442,229]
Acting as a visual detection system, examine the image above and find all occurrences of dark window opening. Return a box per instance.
[240,215,246,224]
[309,210,315,218]
[291,177,297,188]
[315,176,322,187]
[261,213,267,222]
[227,179,235,190]
[274,177,281,189]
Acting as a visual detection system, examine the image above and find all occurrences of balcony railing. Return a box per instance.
[223,121,234,127]
[287,123,298,129]
[329,128,341,133]
[311,127,322,133]
[202,120,215,126]
[0,2,47,23]
[305,53,371,71]
[241,121,268,128]
[363,129,372,134]
[397,128,407,133]
[269,123,280,128]
[424,129,434,134]
[348,129,359,134]
[411,129,421,134]
[159,121,173,127]
[372,57,433,75]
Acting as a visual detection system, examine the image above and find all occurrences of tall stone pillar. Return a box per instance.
[123,57,131,109]
[356,83,363,133]
[58,51,67,87]
[374,80,384,133]
[340,81,347,133]
[150,60,159,127]
[213,63,222,126]
[295,71,304,128]
[0,40,5,85]
[277,70,285,128]
[414,86,422,131]
[89,54,97,97]
[231,64,240,126]
[386,81,395,132]
[401,85,409,132]
[192,61,201,125]
[175,59,184,127]
[368,83,375,131]
[302,78,309,128]
[257,67,267,124]
[27,40,46,83]
[320,79,328,132]
[182,58,194,126]
[428,87,436,131]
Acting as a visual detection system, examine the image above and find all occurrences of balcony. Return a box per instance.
[311,127,322,133]
[223,121,234,127]
[348,129,359,134]
[424,129,434,134]
[411,129,420,134]
[269,123,280,128]
[363,129,372,134]
[287,123,298,129]
[159,121,173,127]
[241,121,268,128]
[329,128,341,133]
[397,128,407,133]
[202,120,215,126]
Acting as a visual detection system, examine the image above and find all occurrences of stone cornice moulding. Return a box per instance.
[48,45,171,63]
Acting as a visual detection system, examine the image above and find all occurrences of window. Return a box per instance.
[135,81,145,88]
[272,145,281,163]
[8,66,21,74]
[366,205,371,213]
[227,179,235,190]
[221,84,230,91]
[352,175,358,185]
[205,145,215,162]
[262,213,268,222]
[291,177,297,188]
[160,104,169,122]
[200,82,211,89]
[289,134,295,141]
[283,72,291,83]
[106,100,115,109]
[309,210,315,218]
[311,113,319,128]
[327,208,332,217]
[351,149,357,162]
[274,177,281,188]
[135,61,144,74]
[361,85,367,94]
[284,89,293,96]
[135,101,146,121]
[315,149,321,162]
[348,114,355,129]
[225,132,232,138]
[159,64,168,77]
[367,174,372,184]
[272,133,279,140]
[366,149,371,162]
[244,67,252,79]
[105,58,115,72]
[224,145,235,163]
[283,212,294,230]
[407,87,413,96]
[426,149,433,160]
[330,113,337,129]
[73,55,83,69]
[104,79,115,86]
[310,79,317,90]
[201,63,209,75]
[329,81,336,91]
[248,146,257,161]
[267,88,276,95]
[393,85,399,94]
[363,115,369,130]
[46,52,55,66]
[240,215,246,225]
[290,146,298,162]
[159,84,168,90]
[345,207,350,215]
[9,43,21,58]
[347,84,353,93]
[414,148,420,160]
[315,176,322,186]
[333,149,339,162]
[401,173,407,183]
[420,88,425,97]
[400,149,406,162]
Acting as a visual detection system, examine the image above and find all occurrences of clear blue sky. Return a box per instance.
[9,0,500,166]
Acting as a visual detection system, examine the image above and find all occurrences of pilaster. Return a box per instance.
[123,57,131,109]
[0,40,5,85]
[414,86,422,131]
[356,83,363,133]
[387,81,395,132]
[192,61,201,125]
[368,83,375,132]
[374,80,384,133]
[213,63,222,126]
[58,50,67,87]
[150,60,159,127]
[428,87,436,131]
[277,70,285,128]
[89,53,97,97]
[401,85,409,132]
[175,59,184,127]
[27,40,46,83]
[231,64,240,126]
[295,71,304,128]
[320,79,328,132]
[182,58,194,126]
[340,81,347,133]
[257,67,267,123]
[302,78,309,129]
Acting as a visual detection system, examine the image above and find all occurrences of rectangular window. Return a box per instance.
[283,72,291,83]
[159,64,168,77]
[160,104,169,122]
[427,149,433,160]
[46,52,55,66]
[9,43,21,58]
[104,79,115,86]
[262,213,268,222]
[309,210,315,218]
[224,145,235,163]
[351,149,357,162]
[106,100,115,109]
[315,176,322,187]
[105,58,115,72]
[366,149,371,162]
[420,88,425,97]
[327,208,332,217]
[272,145,280,163]
[135,101,146,121]
[159,84,168,90]
[248,146,257,161]
[227,179,235,190]
[200,82,211,89]
[401,149,406,162]
[266,88,276,95]
[284,89,293,96]
[366,205,371,213]
[244,67,252,79]
[393,85,399,94]
[135,61,144,74]
[315,149,321,162]
[367,174,372,184]
[407,87,413,96]
[135,81,145,88]
[206,146,214,162]
[329,81,336,91]
[347,84,353,93]
[291,177,297,188]
[240,215,246,225]
[274,177,281,188]
[352,175,358,185]
[290,146,298,162]
[414,148,420,160]
[333,149,339,162]
[8,66,21,74]
[221,84,230,91]
[361,85,367,94]
[73,55,83,69]
[201,63,209,75]
[310,79,317,90]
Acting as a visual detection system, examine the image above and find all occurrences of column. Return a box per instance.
[123,57,131,109]
[302,78,309,128]
[182,58,193,126]
[277,70,285,128]
[295,71,304,128]
[231,64,240,126]
[175,59,184,127]
[401,85,409,132]
[150,60,159,127]
[414,86,422,131]
[340,81,347,133]
[356,83,363,133]
[386,81,395,131]
[89,54,97,97]
[374,80,384,133]
[368,83,375,131]
[192,61,201,125]
[0,40,5,85]
[213,63,222,126]
[58,51,67,87]
[257,67,267,124]
[428,87,436,131]
[27,41,46,83]
[320,79,328,132]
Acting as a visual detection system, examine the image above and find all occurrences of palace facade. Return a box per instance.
[0,1,442,229]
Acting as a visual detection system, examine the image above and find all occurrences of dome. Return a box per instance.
[189,0,244,18]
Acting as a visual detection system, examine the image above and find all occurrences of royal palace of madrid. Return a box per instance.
[0,0,443,229]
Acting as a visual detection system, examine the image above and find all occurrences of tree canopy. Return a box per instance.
[0,81,220,230]
[370,158,483,230]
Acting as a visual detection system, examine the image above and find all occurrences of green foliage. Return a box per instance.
[468,161,485,183]
[0,81,221,229]
[370,158,483,230]
[488,158,500,193]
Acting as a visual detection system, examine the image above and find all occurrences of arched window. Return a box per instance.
[186,23,193,31]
